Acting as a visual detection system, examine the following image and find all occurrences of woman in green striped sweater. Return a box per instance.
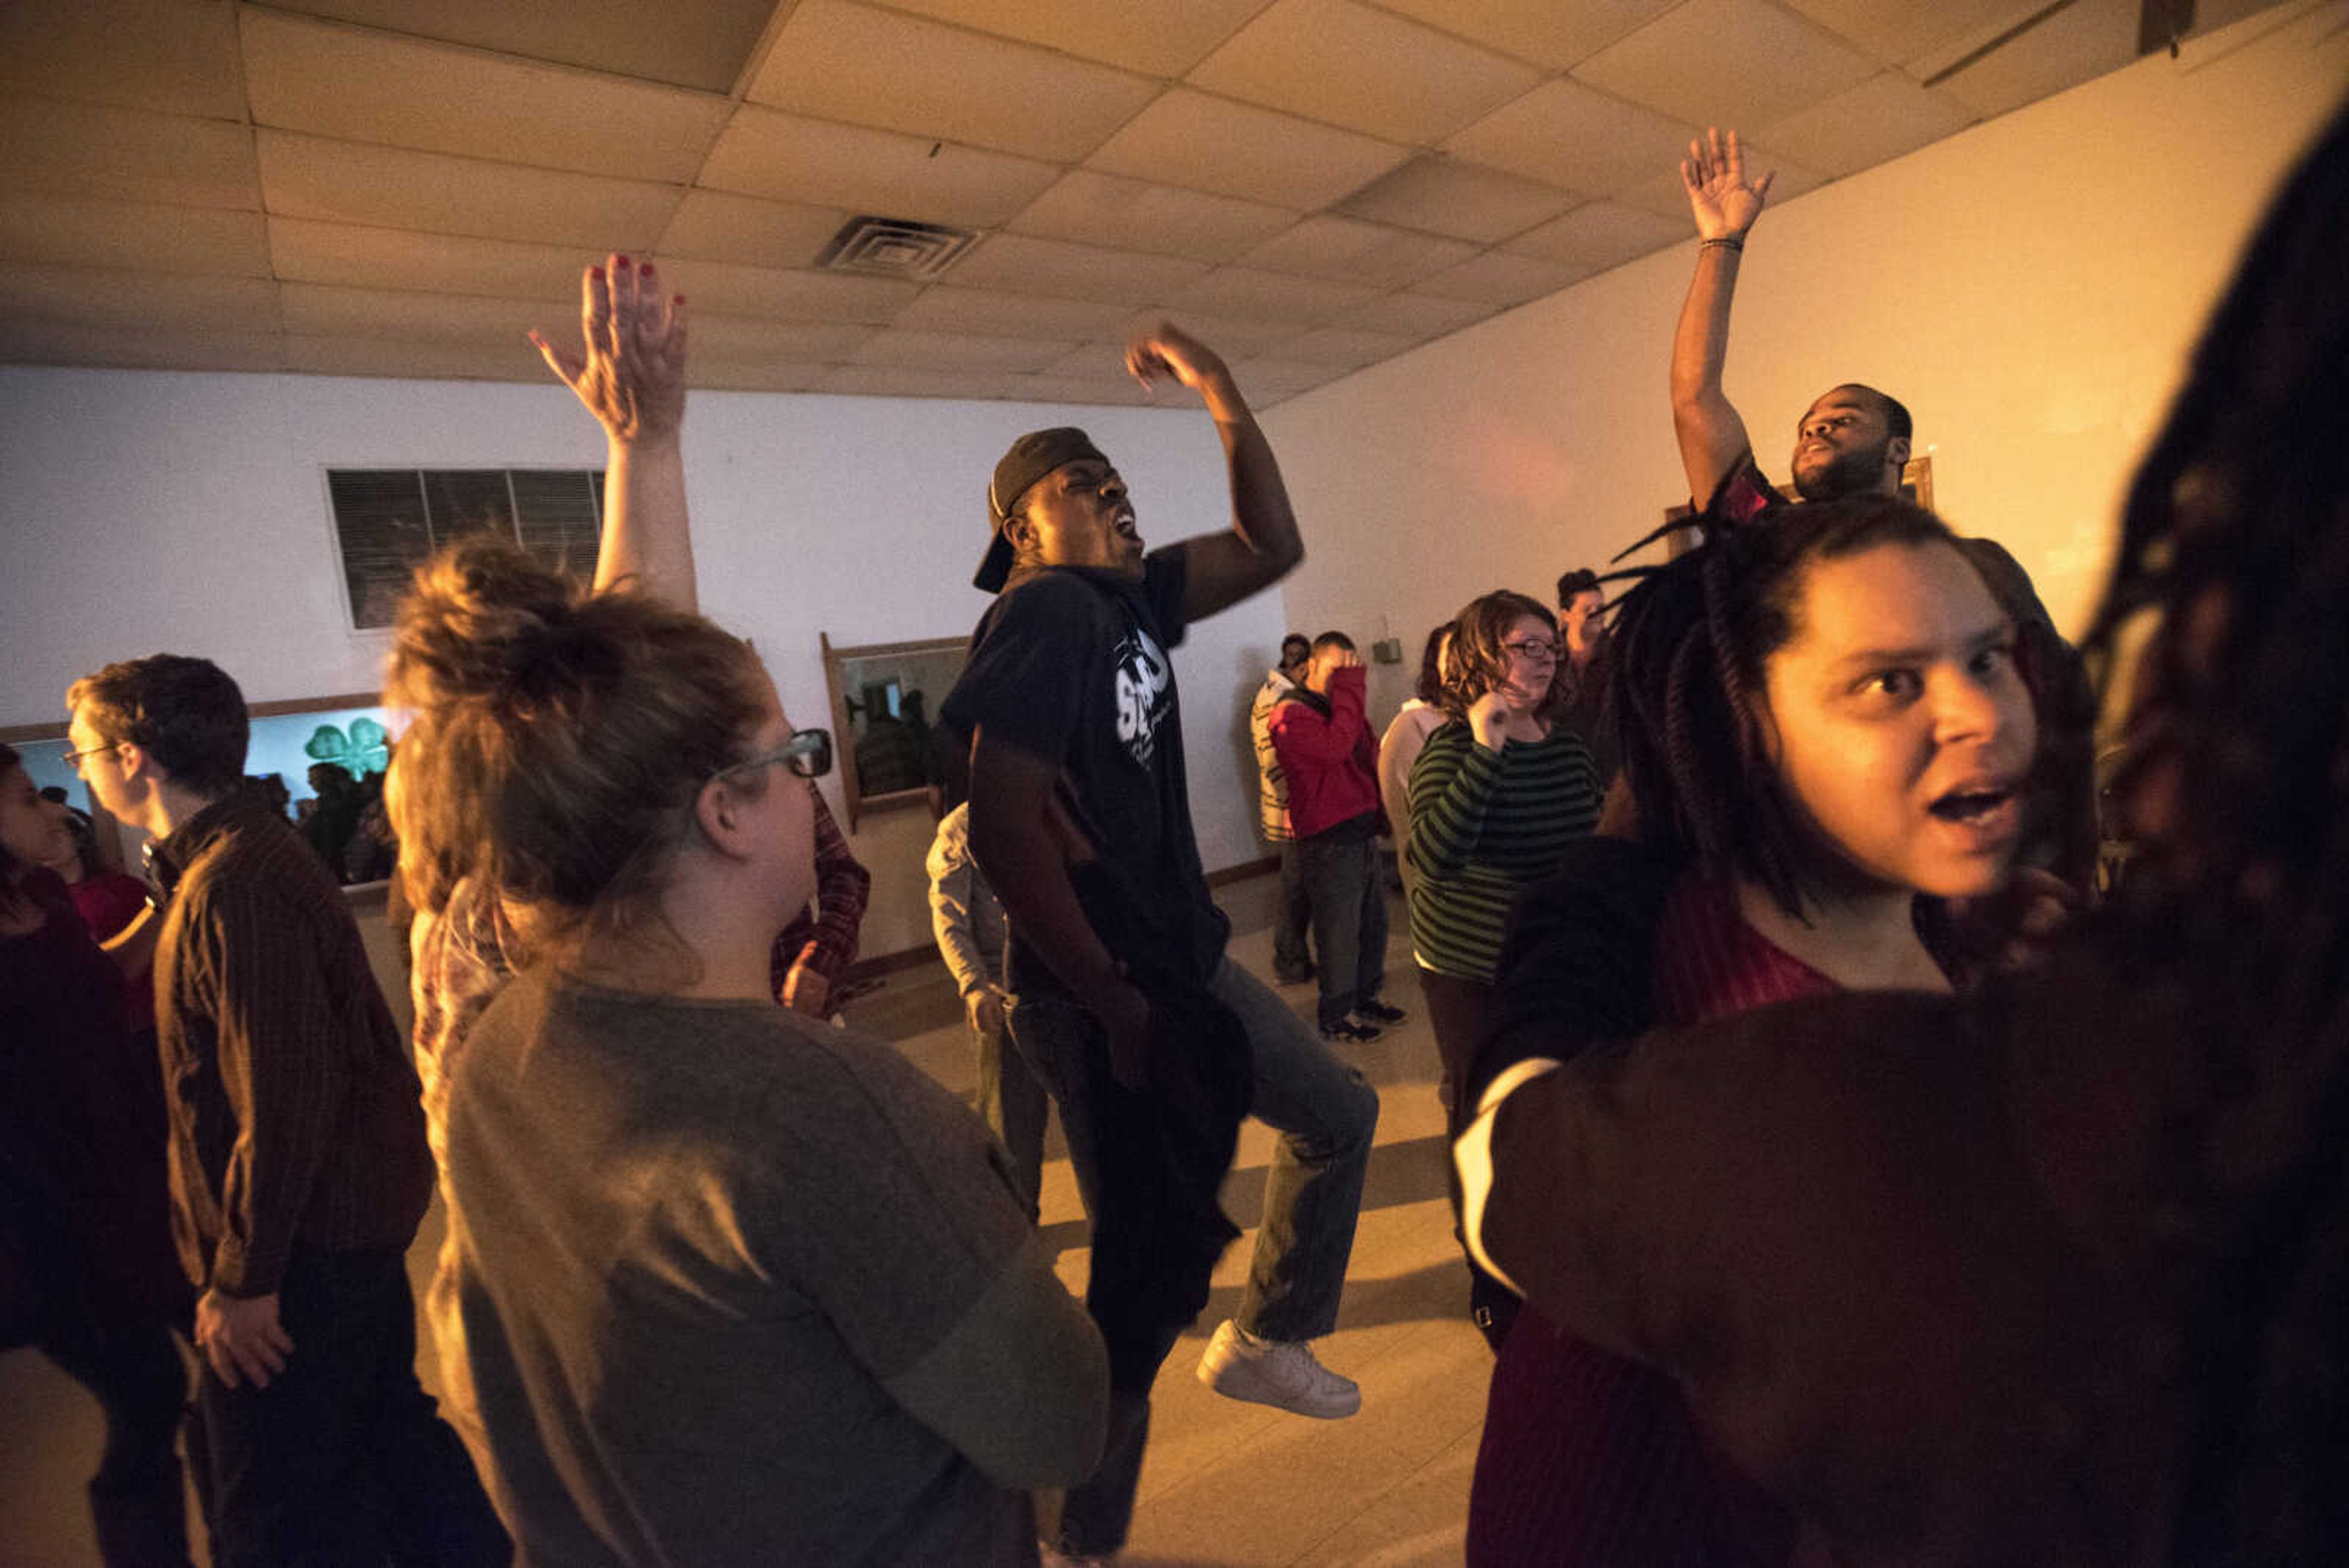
[1407,590,1603,1112]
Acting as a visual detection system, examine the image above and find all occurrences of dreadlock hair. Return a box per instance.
[1605,493,1977,920]
[1442,590,1569,724]
[2065,97,2349,1566]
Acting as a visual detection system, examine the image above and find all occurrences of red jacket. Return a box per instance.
[1267,666,1382,839]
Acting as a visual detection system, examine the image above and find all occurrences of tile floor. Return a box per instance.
[0,875,1488,1566]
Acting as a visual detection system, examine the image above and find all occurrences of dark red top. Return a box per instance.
[1468,879,1834,1567]
[68,869,155,1037]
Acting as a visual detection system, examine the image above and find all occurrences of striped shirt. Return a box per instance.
[1406,719,1600,981]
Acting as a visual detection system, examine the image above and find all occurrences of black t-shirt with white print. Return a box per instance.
[941,547,1231,1001]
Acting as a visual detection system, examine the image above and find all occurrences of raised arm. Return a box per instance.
[1126,324,1304,622]
[1670,128,1774,505]
[530,254,695,610]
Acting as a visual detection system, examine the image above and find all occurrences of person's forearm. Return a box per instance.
[594,431,696,608]
[100,899,159,976]
[969,809,1125,1015]
[1203,376,1302,572]
[927,875,992,996]
[1671,243,1740,416]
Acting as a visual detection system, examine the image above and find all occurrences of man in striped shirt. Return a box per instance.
[67,654,502,1568]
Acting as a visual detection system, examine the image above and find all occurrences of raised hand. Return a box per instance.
[530,253,688,446]
[1680,127,1775,242]
[1469,690,1512,753]
[1124,321,1235,402]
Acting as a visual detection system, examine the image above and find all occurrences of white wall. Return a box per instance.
[1264,0,2349,709]
[0,372,1288,956]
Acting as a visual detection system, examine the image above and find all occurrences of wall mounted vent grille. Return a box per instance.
[816,216,979,281]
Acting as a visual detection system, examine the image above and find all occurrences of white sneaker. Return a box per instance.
[1195,1320,1361,1418]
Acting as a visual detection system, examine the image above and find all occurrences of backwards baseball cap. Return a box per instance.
[975,426,1109,593]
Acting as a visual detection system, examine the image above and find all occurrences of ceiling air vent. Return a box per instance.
[816,216,979,281]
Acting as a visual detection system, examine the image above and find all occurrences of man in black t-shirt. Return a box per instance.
[943,325,1379,1561]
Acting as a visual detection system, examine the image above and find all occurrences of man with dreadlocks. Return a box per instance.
[1670,126,1914,522]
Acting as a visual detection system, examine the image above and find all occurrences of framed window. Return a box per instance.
[325,467,604,630]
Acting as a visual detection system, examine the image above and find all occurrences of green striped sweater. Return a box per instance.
[1405,718,1601,981]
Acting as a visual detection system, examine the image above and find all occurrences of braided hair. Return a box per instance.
[2068,96,2349,1566]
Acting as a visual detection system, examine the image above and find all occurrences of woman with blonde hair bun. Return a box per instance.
[387,258,1106,1567]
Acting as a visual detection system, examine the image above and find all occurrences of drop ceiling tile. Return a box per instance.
[258,132,681,250]
[1573,0,1882,130]
[0,264,280,334]
[0,95,260,209]
[675,314,876,363]
[1444,77,1693,195]
[1006,373,1156,407]
[281,281,547,343]
[1239,215,1479,288]
[1334,155,1578,244]
[1165,267,1383,325]
[259,0,777,94]
[1008,170,1297,263]
[1275,325,1422,368]
[1223,355,1347,399]
[1086,89,1412,210]
[1927,0,2140,119]
[895,287,1136,340]
[1113,309,1310,357]
[949,234,1211,306]
[814,363,1048,399]
[1753,72,1976,177]
[747,0,1158,164]
[1413,249,1585,307]
[849,329,1074,373]
[1501,200,1686,271]
[1779,0,2049,74]
[694,361,830,393]
[700,107,1061,229]
[0,319,286,374]
[640,258,920,324]
[0,0,243,120]
[1373,0,1683,71]
[281,333,547,381]
[865,0,1277,78]
[1188,0,1542,144]
[0,196,269,276]
[1334,291,1497,337]
[240,9,732,185]
[269,219,587,300]
[1038,341,1141,382]
[656,190,850,270]
[1610,147,1824,220]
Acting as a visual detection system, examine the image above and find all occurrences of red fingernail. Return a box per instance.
[672,294,686,305]
[590,266,605,280]
[615,254,631,267]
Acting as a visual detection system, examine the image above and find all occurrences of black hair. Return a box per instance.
[65,654,248,797]
[1556,568,1600,606]
[2067,96,2349,1566]
[1832,382,1912,444]
[1311,630,1354,654]
[1415,622,1452,705]
[1605,493,1975,918]
[1281,633,1311,658]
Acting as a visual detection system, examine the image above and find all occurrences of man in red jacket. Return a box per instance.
[1269,633,1404,1042]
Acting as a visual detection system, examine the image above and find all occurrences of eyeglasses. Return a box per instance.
[61,740,121,775]
[711,728,833,784]
[1501,639,1560,663]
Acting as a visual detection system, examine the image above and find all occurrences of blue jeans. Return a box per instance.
[1008,957,1379,1553]
[1296,831,1388,1030]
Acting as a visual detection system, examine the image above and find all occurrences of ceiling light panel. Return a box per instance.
[258,132,681,250]
[0,95,260,210]
[1501,200,1687,271]
[747,0,1158,165]
[656,190,852,271]
[1370,0,1683,72]
[1239,214,1478,288]
[0,0,243,120]
[1008,169,1298,263]
[259,0,777,94]
[239,10,732,185]
[0,196,269,277]
[1754,72,1977,178]
[699,108,1061,229]
[1444,77,1693,195]
[949,233,1211,306]
[869,0,1278,78]
[0,264,281,334]
[1335,154,1578,244]
[1573,0,1882,130]
[1086,89,1411,210]
[1187,0,1542,144]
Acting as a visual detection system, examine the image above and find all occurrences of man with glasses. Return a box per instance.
[943,324,1379,1564]
[64,655,503,1567]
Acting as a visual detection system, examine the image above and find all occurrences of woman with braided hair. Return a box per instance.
[1464,93,2349,1567]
